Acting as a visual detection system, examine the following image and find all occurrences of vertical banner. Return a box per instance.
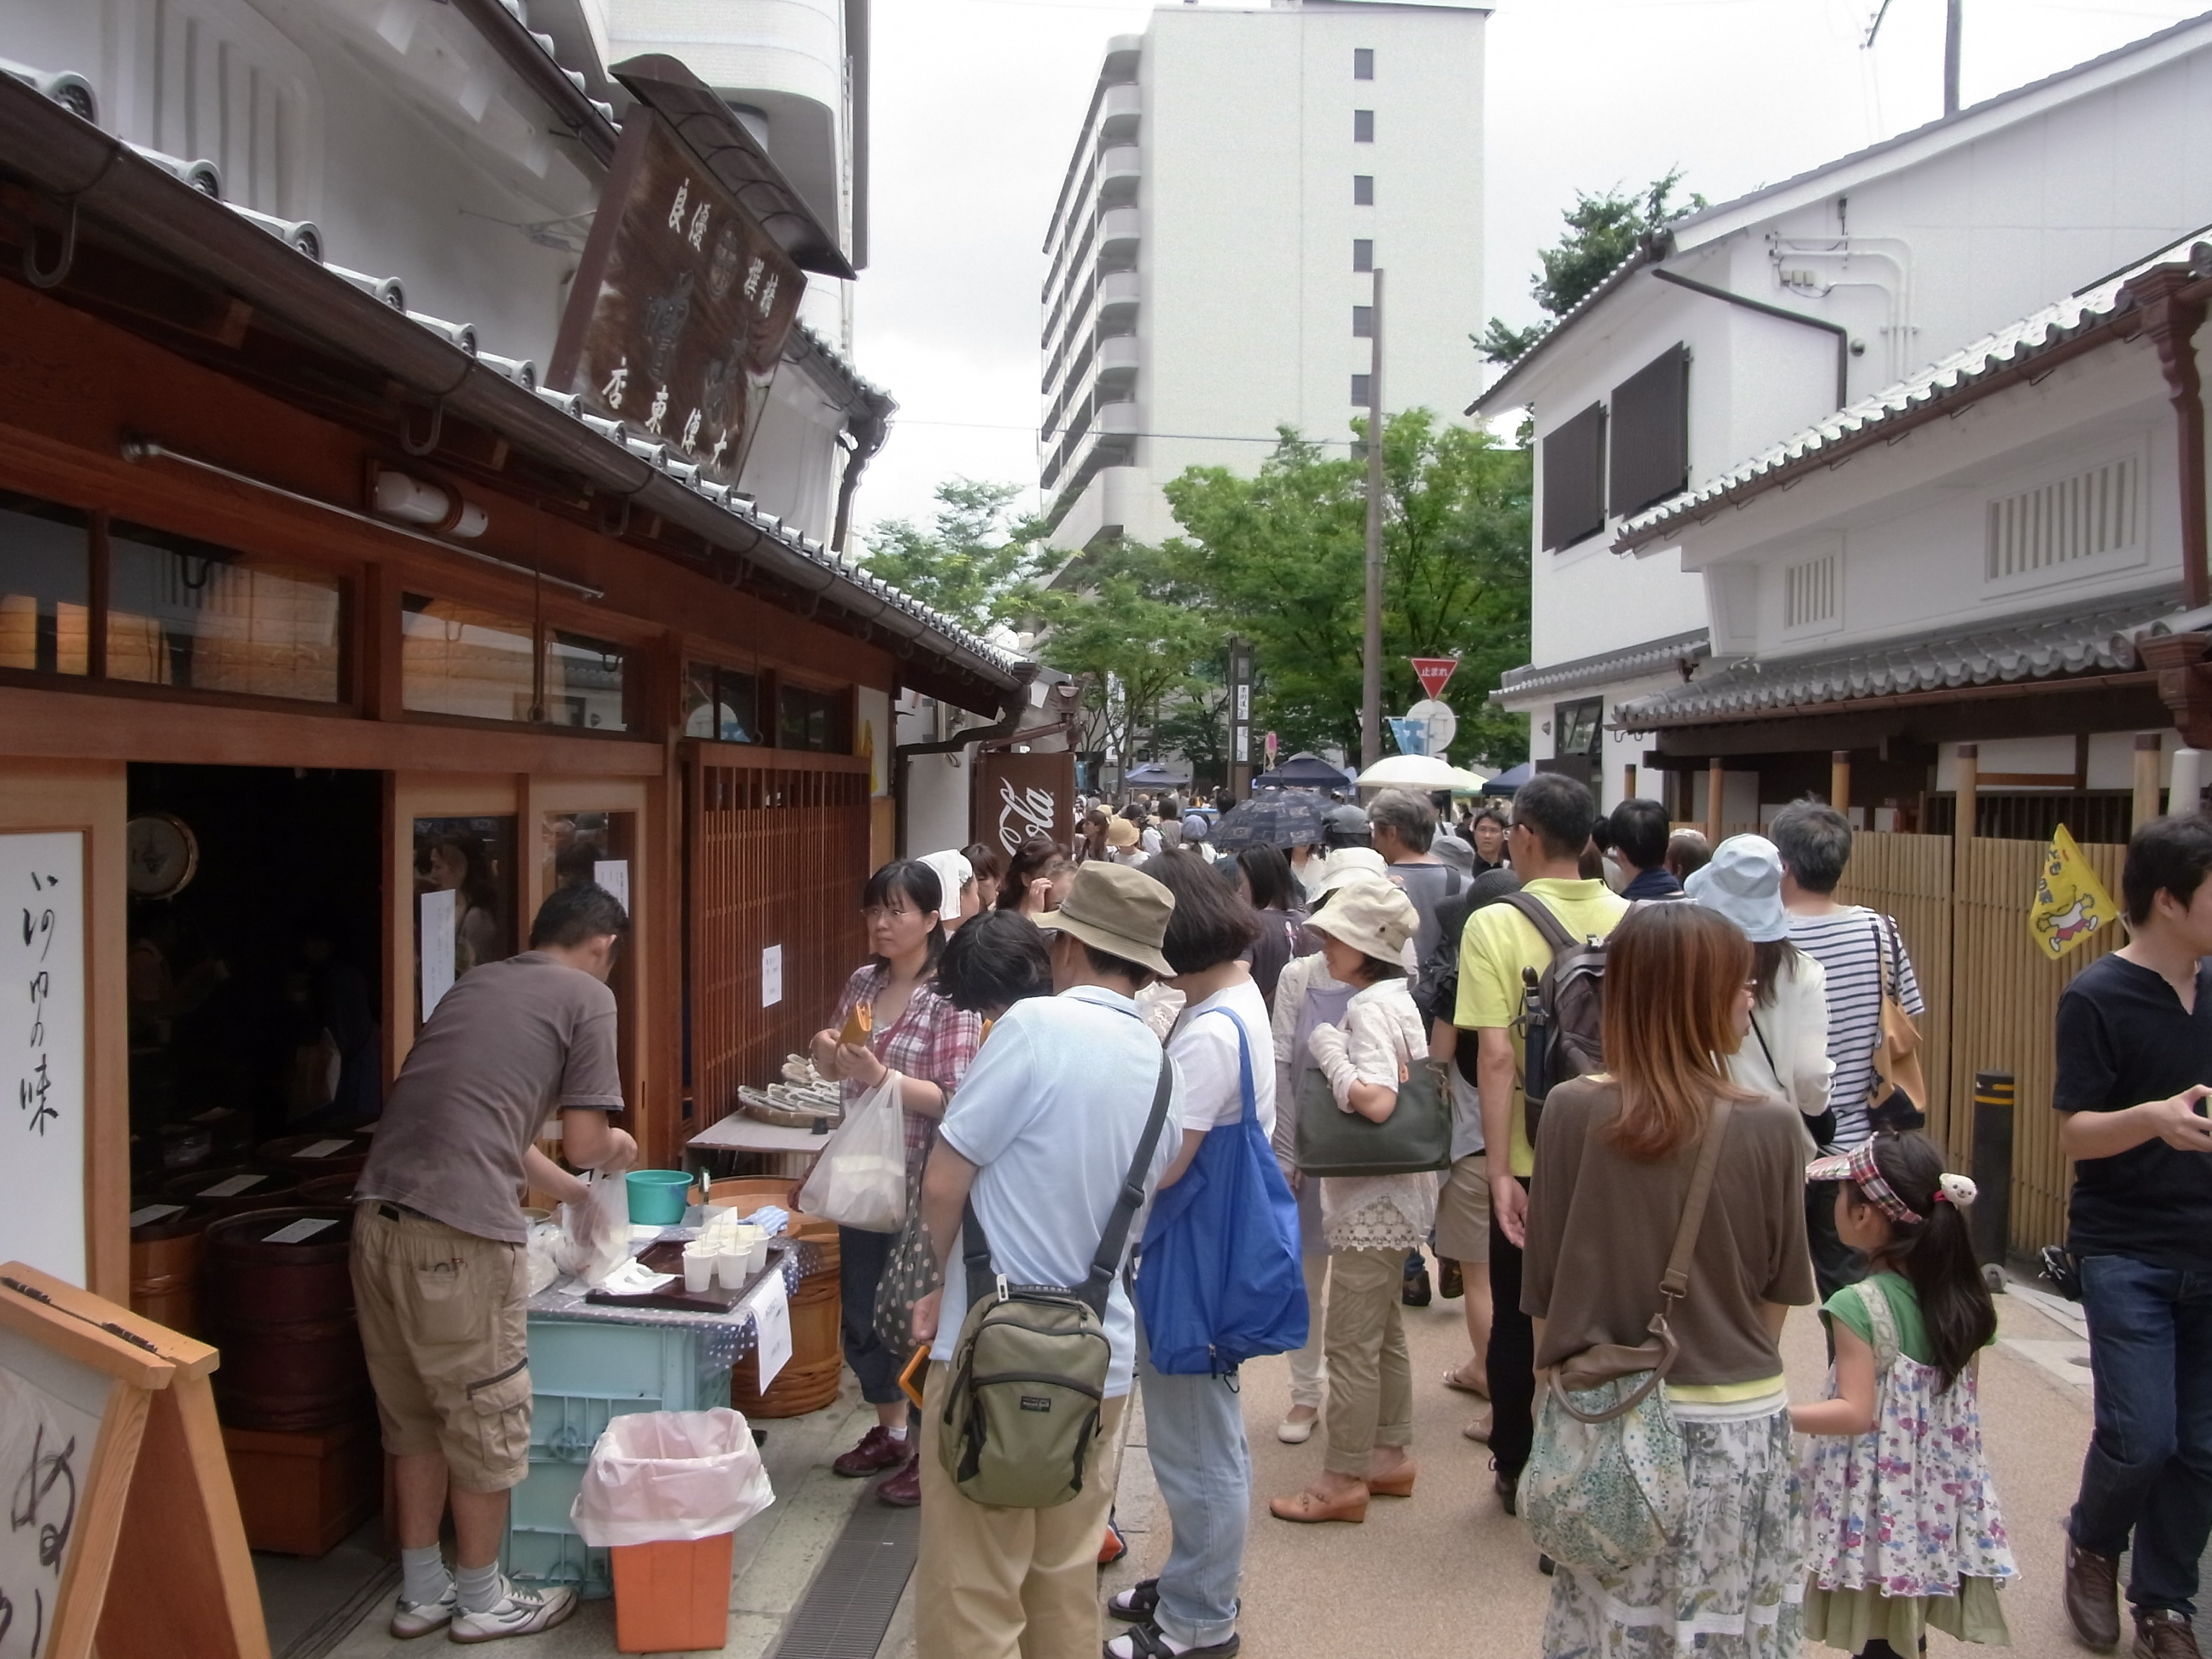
[420,889,457,1022]
[0,832,86,1285]
[974,751,1077,857]
[1228,639,1254,796]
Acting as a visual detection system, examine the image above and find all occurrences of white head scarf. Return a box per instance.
[914,849,976,930]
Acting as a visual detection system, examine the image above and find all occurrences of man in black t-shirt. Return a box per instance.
[2056,814,2212,1659]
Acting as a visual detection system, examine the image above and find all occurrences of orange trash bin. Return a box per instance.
[610,1531,736,1653]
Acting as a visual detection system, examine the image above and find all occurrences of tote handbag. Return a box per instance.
[1521,1098,1733,1575]
[1292,1050,1452,1177]
[1867,914,1928,1133]
[1136,1010,1308,1375]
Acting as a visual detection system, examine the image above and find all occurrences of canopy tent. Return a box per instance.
[1123,761,1192,787]
[1254,751,1354,789]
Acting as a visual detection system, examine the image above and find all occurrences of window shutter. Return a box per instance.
[1607,344,1689,519]
[1542,403,1607,551]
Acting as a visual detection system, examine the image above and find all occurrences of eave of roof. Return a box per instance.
[1488,627,1709,707]
[1612,243,2212,552]
[1612,588,2182,730]
[1466,236,1666,415]
[0,75,1014,691]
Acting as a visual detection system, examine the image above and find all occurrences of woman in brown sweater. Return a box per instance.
[1523,902,1817,1659]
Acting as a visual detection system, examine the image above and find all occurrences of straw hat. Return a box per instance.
[1036,863,1177,978]
[1306,881,1419,964]
[1105,816,1140,850]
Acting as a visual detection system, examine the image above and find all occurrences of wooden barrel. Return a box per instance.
[129,1202,211,1338]
[707,1178,839,1276]
[163,1164,302,1216]
[202,1207,369,1432]
[256,1131,375,1177]
[295,1173,359,1207]
[730,1264,844,1418]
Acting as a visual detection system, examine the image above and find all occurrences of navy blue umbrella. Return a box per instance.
[1210,790,1331,851]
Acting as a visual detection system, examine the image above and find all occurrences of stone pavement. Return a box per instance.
[330,1269,2098,1658]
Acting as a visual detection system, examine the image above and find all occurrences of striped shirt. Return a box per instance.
[1787,906,1925,1153]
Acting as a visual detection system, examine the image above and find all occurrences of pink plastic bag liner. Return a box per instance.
[569,1408,776,1547]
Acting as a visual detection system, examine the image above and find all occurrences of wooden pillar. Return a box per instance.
[1622,763,1637,803]
[1706,757,1725,845]
[2134,732,2166,830]
[1830,750,1852,818]
[1955,745,1978,845]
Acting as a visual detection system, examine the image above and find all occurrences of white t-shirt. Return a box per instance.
[932,984,1184,1395]
[1167,978,1276,1138]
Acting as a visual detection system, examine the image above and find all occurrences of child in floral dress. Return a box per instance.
[1792,1130,2017,1657]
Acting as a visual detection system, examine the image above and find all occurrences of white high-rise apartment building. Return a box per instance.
[1040,0,1486,551]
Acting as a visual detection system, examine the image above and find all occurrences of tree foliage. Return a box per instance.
[861,480,1047,633]
[1024,541,1215,765]
[1475,170,1706,366]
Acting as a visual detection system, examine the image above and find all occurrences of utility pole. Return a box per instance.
[1361,268,1385,768]
[1943,0,1962,115]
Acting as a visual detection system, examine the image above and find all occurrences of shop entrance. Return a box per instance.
[123,761,395,1658]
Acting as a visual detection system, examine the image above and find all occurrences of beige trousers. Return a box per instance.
[1323,1246,1413,1477]
[916,1362,1128,1659]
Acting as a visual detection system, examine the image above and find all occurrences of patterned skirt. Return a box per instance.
[1545,1400,1804,1659]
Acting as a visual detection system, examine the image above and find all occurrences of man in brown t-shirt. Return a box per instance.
[351,881,637,1645]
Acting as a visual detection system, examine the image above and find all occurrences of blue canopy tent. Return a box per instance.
[1253,751,1353,790]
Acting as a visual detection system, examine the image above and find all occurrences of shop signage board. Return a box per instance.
[418,889,457,1022]
[548,110,806,486]
[0,833,84,1288]
[974,752,1076,858]
[0,1264,266,1659]
[592,860,630,914]
[752,1274,791,1388]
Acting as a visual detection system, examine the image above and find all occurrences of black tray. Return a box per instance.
[583,1238,788,1314]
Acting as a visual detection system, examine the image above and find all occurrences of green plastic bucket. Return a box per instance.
[624,1169,693,1226]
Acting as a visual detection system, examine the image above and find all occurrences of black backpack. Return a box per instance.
[1501,891,1614,1141]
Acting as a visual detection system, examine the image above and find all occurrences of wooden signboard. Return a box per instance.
[974,751,1078,859]
[547,110,806,485]
[0,1265,266,1659]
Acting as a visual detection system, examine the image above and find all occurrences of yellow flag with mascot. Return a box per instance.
[2030,824,2120,961]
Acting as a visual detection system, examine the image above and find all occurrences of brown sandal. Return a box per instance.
[1269,1485,1369,1524]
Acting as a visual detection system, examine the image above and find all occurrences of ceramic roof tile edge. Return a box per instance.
[1488,627,1710,706]
[1611,588,2182,729]
[1466,10,2212,421]
[1466,236,1668,414]
[787,321,896,419]
[1612,241,2212,551]
[0,73,1020,688]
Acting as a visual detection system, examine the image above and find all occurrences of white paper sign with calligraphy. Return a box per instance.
[0,1322,108,1657]
[0,835,85,1288]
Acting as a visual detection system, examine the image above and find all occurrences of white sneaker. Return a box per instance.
[447,1579,579,1645]
[390,1586,457,1639]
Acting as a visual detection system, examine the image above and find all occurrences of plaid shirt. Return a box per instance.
[832,964,983,1167]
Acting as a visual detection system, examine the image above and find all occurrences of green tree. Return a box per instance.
[862,480,1048,633]
[1161,410,1532,768]
[1025,541,1213,766]
[1475,170,1705,366]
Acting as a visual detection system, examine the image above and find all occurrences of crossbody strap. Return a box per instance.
[1498,890,1578,956]
[1195,1004,1258,1125]
[1748,1012,1780,1079]
[963,1046,1177,1315]
[1656,1096,1736,1308]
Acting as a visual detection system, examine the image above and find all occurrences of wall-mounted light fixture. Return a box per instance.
[369,464,487,539]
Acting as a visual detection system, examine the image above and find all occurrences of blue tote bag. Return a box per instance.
[1136,1007,1308,1375]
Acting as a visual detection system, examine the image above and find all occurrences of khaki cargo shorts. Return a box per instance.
[1434,1153,1491,1264]
[350,1202,531,1492]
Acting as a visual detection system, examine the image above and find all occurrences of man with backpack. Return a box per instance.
[1453,772,1627,1516]
[909,863,1185,1659]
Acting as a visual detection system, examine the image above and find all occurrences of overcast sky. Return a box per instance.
[845,0,2209,543]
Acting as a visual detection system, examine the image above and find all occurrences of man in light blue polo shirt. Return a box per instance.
[911,863,1184,1659]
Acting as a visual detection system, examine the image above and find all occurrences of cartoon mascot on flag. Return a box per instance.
[2031,824,2121,961]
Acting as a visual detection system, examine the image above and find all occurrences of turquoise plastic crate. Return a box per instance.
[503,1314,735,1599]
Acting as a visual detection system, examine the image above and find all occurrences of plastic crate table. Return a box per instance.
[503,1240,814,1599]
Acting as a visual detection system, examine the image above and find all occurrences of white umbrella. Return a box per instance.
[1354,754,1462,790]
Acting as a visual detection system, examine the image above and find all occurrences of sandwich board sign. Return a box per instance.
[0,1265,266,1659]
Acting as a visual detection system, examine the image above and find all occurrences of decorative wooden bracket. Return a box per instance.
[2139,630,2212,747]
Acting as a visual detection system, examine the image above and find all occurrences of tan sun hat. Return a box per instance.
[1306,881,1419,964]
[1036,862,1177,979]
[1106,816,1140,850]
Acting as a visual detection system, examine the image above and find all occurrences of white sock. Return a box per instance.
[455,1560,504,1615]
[400,1544,450,1608]
[886,1423,908,1442]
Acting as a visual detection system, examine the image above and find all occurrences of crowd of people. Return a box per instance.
[339,761,2212,1659]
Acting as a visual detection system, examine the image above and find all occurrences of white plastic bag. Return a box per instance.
[523,1218,562,1296]
[570,1408,775,1547]
[796,1071,907,1232]
[554,1168,631,1285]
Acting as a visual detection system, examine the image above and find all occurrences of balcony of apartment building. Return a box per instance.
[1100,82,1141,144]
[1043,397,1141,502]
[1098,145,1141,207]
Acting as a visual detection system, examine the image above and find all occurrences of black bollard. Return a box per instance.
[1972,1072,2015,1287]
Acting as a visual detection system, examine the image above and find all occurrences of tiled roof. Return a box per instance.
[1615,240,2212,550]
[1612,589,2182,730]
[1467,237,1668,413]
[1490,627,1709,706]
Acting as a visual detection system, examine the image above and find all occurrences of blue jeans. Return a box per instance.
[2072,1253,2212,1616]
[1137,1325,1248,1647]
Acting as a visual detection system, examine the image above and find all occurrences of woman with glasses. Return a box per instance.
[809,859,984,1507]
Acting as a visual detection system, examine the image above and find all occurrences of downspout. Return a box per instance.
[2135,268,2211,610]
[1650,266,1851,410]
[831,403,889,554]
[893,662,1040,854]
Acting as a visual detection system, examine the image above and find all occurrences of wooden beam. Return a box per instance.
[2135,732,2166,829]
[1830,750,1851,817]
[1706,757,1725,845]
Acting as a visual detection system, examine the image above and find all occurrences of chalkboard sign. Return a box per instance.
[0,1267,266,1659]
[0,835,84,1287]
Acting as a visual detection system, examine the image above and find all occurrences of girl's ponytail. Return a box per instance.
[1868,1130,1995,1390]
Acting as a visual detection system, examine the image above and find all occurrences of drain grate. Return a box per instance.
[769,1499,920,1659]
